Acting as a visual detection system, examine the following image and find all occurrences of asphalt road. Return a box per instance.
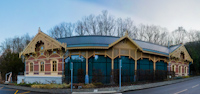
[123,77,200,94]
[0,86,45,94]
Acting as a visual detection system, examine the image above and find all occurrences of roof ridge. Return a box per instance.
[169,44,182,47]
[56,35,120,40]
[132,39,168,48]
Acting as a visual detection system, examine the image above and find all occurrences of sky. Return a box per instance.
[1,0,200,43]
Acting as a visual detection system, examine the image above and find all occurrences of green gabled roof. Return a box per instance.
[56,35,181,55]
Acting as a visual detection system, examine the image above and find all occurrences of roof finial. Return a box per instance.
[38,27,41,32]
[125,30,128,36]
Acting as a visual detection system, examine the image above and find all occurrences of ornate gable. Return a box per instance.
[112,38,138,49]
[108,32,143,51]
[170,45,193,63]
[19,28,66,57]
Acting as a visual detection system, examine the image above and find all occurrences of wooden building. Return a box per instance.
[17,28,193,84]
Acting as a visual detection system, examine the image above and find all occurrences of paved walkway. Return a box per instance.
[0,76,199,94]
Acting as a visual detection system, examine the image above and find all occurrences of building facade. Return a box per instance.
[17,28,193,84]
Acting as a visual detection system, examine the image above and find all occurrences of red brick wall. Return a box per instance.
[59,58,62,62]
[34,65,39,71]
[28,57,35,60]
[49,54,60,58]
[25,51,63,74]
[58,63,62,71]
[26,65,29,71]
[176,65,178,73]
[46,60,50,64]
[38,56,46,59]
[34,61,38,64]
[182,66,184,74]
[45,64,51,71]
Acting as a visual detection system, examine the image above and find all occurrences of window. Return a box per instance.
[180,52,185,60]
[52,61,57,71]
[40,46,44,50]
[172,65,175,72]
[30,63,33,72]
[53,51,56,53]
[179,66,181,73]
[185,67,187,73]
[40,62,44,72]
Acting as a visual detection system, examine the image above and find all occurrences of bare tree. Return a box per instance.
[96,10,115,36]
[171,27,187,45]
[0,34,32,53]
[75,21,85,36]
[116,18,138,38]
[82,15,98,35]
[187,30,200,42]
[137,24,169,45]
[48,22,74,38]
[47,10,171,46]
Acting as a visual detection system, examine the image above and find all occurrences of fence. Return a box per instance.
[64,68,175,84]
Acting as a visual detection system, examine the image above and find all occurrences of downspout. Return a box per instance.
[62,53,65,84]
[189,62,192,75]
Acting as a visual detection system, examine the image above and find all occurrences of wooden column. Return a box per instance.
[85,50,89,84]
[110,48,115,84]
[112,59,114,71]
[153,56,156,81]
[153,56,156,71]
[134,49,137,82]
[135,49,137,72]
[112,48,114,70]
[86,51,88,75]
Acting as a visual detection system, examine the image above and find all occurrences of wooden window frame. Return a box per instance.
[30,62,34,72]
[185,66,187,73]
[171,65,175,72]
[39,61,45,72]
[179,66,181,73]
[51,59,58,72]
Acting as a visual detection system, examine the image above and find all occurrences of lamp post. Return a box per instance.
[70,62,73,92]
[119,59,122,90]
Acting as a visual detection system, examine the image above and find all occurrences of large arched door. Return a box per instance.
[156,60,167,71]
[65,55,86,83]
[114,56,135,83]
[137,58,153,81]
[88,55,111,83]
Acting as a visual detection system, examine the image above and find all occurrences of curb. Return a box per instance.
[0,76,199,94]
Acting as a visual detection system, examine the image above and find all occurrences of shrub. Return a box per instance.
[93,82,103,87]
[83,83,96,88]
[113,69,119,84]
[16,82,37,87]
[92,69,103,83]
[31,83,70,89]
[183,76,190,78]
[77,69,85,83]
